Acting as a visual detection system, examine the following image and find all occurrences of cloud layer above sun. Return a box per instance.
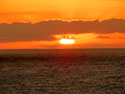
[0,19,125,42]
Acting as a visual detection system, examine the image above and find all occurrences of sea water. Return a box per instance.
[0,49,125,94]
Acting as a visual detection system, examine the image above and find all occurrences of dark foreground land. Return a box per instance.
[0,49,125,94]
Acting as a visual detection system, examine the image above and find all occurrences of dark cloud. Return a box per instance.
[0,19,125,42]
[96,36,114,39]
[96,35,125,39]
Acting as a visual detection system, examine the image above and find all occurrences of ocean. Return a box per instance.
[0,49,125,94]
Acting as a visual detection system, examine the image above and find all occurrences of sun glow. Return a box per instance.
[60,39,75,44]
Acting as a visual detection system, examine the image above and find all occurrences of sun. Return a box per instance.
[59,36,75,45]
[60,39,75,44]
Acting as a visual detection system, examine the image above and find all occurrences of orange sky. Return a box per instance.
[0,0,125,49]
[0,0,124,23]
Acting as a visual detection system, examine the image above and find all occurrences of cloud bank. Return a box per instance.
[0,19,125,42]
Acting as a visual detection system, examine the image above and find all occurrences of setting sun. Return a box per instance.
[60,39,75,45]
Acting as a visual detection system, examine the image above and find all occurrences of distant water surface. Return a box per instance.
[0,49,125,94]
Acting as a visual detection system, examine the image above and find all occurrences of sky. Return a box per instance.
[0,0,125,49]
